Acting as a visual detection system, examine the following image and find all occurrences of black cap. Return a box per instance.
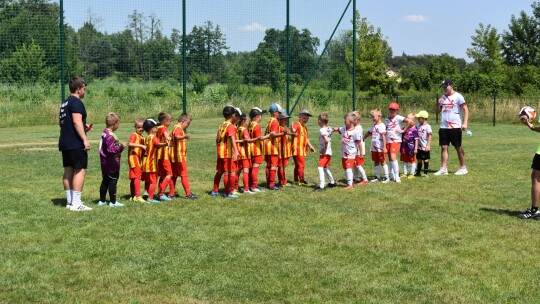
[143,118,157,132]
[441,79,454,88]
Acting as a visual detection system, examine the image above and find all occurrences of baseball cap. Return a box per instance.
[441,79,453,88]
[249,107,267,119]
[388,102,399,110]
[299,109,312,117]
[415,110,429,119]
[279,109,291,119]
[268,103,282,113]
[234,107,242,117]
[143,118,157,131]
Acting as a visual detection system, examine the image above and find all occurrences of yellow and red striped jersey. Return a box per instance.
[248,121,263,157]
[156,125,170,161]
[264,117,280,156]
[127,132,144,169]
[216,121,237,159]
[143,134,159,173]
[237,126,251,160]
[291,121,309,156]
[279,126,292,159]
[170,124,187,163]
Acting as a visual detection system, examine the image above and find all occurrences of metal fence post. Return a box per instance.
[435,94,439,124]
[59,0,65,102]
[493,93,497,126]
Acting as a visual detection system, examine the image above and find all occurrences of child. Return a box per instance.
[364,109,389,183]
[278,109,296,188]
[170,113,198,199]
[414,111,432,177]
[351,111,369,185]
[156,112,173,201]
[211,106,240,198]
[385,102,408,183]
[127,118,147,203]
[264,103,284,190]
[142,118,163,203]
[248,107,266,193]
[336,113,361,189]
[236,113,253,194]
[291,109,316,185]
[98,112,126,207]
[315,113,336,191]
[399,113,419,178]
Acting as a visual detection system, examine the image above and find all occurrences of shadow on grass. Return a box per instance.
[51,198,67,207]
[479,207,522,217]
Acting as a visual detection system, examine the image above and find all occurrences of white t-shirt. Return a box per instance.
[416,123,433,151]
[355,124,366,156]
[339,126,360,159]
[318,126,332,156]
[385,115,405,143]
[368,123,386,152]
[439,92,466,129]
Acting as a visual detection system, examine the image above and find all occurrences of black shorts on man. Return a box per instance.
[438,128,462,147]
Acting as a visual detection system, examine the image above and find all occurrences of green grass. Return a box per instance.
[0,119,538,303]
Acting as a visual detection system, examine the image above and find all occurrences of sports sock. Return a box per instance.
[383,163,389,179]
[269,169,277,187]
[243,171,250,191]
[375,165,381,179]
[416,162,423,175]
[345,168,353,186]
[148,183,156,200]
[251,166,260,189]
[410,163,417,176]
[169,177,176,196]
[213,171,221,192]
[158,177,170,196]
[65,190,72,204]
[266,166,270,185]
[356,166,367,181]
[278,167,287,185]
[324,167,335,184]
[353,167,359,181]
[318,167,325,188]
[391,160,399,178]
[72,191,81,204]
[181,176,191,196]
[403,163,408,175]
[223,174,230,194]
[424,161,429,174]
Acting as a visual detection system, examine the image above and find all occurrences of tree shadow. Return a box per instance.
[51,198,67,207]
[479,207,522,217]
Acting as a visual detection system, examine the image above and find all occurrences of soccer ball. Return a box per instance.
[519,106,536,120]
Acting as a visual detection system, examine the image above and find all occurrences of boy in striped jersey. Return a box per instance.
[264,103,284,190]
[171,113,198,199]
[127,118,147,203]
[142,119,164,203]
[211,106,240,198]
[156,112,173,201]
[248,107,267,192]
[278,109,296,188]
[292,109,316,185]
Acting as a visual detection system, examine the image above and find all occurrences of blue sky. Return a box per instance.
[64,0,534,60]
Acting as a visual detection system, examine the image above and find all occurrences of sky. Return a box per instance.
[63,0,534,61]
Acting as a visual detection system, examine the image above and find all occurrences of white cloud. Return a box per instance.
[239,22,266,32]
[400,15,428,23]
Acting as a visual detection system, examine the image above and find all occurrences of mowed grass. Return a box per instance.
[0,118,538,303]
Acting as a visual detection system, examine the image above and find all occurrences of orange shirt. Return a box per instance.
[143,134,160,173]
[291,121,309,156]
[249,121,263,157]
[237,126,251,160]
[264,117,280,156]
[279,126,292,159]
[128,132,145,169]
[156,125,170,161]
[170,124,187,163]
[216,121,237,159]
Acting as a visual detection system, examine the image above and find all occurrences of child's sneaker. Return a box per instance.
[344,185,354,189]
[357,180,369,185]
[395,176,402,183]
[454,167,468,175]
[381,178,391,184]
[407,175,416,179]
[129,197,133,202]
[109,202,125,207]
[327,182,338,188]
[146,198,160,204]
[210,191,221,196]
[243,190,255,194]
[97,201,108,206]
[186,193,199,199]
[267,186,280,191]
[133,196,146,203]
[250,187,263,193]
[69,203,92,211]
[434,168,448,175]
[518,208,540,219]
[159,195,172,201]
[297,180,309,186]
[143,191,149,196]
[421,173,429,178]
[224,193,239,199]
[313,186,325,192]
[370,178,381,183]
[232,190,242,196]
[169,193,182,198]
[400,174,408,179]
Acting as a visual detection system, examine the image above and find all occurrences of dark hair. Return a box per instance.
[223,106,236,118]
[158,112,172,123]
[69,77,87,93]
[178,112,191,123]
[318,113,329,124]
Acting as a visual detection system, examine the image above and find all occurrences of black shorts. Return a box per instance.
[532,154,540,171]
[416,150,431,161]
[439,128,462,147]
[62,149,88,169]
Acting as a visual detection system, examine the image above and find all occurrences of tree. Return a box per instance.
[467,23,503,73]
[185,21,228,82]
[501,3,540,66]
[245,45,284,93]
[8,40,50,83]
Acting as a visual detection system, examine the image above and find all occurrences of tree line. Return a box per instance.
[1,0,540,97]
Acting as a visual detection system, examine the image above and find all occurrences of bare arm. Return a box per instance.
[72,113,90,151]
[461,104,469,130]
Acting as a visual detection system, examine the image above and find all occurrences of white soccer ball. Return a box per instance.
[519,106,536,120]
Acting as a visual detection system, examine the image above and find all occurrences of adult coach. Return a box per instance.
[59,77,93,211]
[434,79,469,176]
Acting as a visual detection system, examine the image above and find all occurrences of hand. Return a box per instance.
[383,148,387,153]
[426,146,430,152]
[83,139,90,151]
[85,123,93,132]
[186,133,191,139]
[141,145,147,151]
[359,155,364,160]
[461,123,468,130]
[310,146,316,153]
[121,143,127,148]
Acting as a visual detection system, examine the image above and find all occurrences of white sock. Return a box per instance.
[410,163,417,175]
[356,166,367,180]
[375,165,380,179]
[392,160,399,177]
[353,167,359,181]
[345,168,353,186]
[318,167,325,188]
[72,191,82,205]
[383,164,389,179]
[403,163,408,175]
[65,190,72,204]
[324,167,335,184]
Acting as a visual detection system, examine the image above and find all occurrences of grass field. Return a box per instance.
[0,118,538,303]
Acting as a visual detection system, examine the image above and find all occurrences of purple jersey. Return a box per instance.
[400,127,419,156]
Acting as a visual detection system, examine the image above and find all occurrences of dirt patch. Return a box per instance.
[21,147,57,151]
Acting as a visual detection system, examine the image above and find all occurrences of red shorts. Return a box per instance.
[265,155,279,167]
[386,142,401,154]
[279,157,290,167]
[238,159,251,170]
[157,159,172,176]
[172,161,188,177]
[145,172,157,184]
[224,158,238,172]
[216,158,225,171]
[129,166,142,179]
[319,155,331,167]
[342,158,355,169]
[355,156,365,166]
[400,154,417,163]
[252,155,263,165]
[371,151,386,163]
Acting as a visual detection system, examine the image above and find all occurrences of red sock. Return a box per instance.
[130,179,135,197]
[159,177,170,196]
[251,166,259,189]
[181,176,191,196]
[266,167,270,185]
[243,171,249,191]
[148,182,156,199]
[224,174,230,194]
[299,167,305,182]
[213,171,222,192]
[169,177,176,196]
[269,169,277,187]
[234,173,239,191]
[279,167,287,185]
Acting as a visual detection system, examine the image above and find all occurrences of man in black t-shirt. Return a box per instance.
[59,77,93,211]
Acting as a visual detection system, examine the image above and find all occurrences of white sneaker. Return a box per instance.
[395,176,402,183]
[370,178,380,183]
[250,187,263,193]
[434,168,449,176]
[382,178,391,184]
[243,190,255,194]
[69,203,92,211]
[454,168,468,175]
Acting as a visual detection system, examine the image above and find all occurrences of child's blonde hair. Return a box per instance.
[318,113,329,125]
[344,113,356,122]
[178,113,192,123]
[406,113,416,122]
[351,111,361,123]
[370,109,381,118]
[134,118,144,127]
[105,112,120,127]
